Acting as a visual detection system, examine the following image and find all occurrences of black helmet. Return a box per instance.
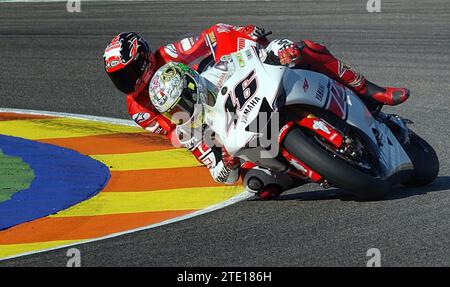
[103,32,156,94]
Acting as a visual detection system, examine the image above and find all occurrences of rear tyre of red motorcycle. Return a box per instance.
[401,132,439,187]
[283,127,388,201]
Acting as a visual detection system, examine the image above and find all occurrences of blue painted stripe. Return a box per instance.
[0,135,110,230]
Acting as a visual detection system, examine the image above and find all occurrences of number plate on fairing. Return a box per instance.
[202,47,284,156]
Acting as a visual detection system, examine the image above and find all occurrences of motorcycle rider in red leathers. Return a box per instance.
[103,23,410,200]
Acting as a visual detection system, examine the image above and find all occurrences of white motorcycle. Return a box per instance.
[196,46,439,200]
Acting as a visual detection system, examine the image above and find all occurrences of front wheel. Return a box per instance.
[283,127,389,201]
[401,132,439,187]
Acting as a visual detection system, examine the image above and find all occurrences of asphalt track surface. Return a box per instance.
[0,0,449,267]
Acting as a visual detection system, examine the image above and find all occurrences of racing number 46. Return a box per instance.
[225,70,258,113]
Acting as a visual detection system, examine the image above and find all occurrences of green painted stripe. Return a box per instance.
[0,149,35,203]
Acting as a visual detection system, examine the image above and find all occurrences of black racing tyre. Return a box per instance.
[401,132,439,187]
[283,127,389,201]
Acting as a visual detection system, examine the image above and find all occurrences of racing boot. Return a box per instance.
[281,39,410,108]
[362,81,410,107]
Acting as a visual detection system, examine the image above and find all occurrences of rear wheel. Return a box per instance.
[401,132,439,187]
[283,127,389,201]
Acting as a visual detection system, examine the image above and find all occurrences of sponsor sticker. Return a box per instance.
[312,120,331,134]
[245,49,253,60]
[132,112,150,124]
[236,52,245,68]
[220,55,231,62]
[237,38,257,51]
[164,44,178,58]
[315,83,325,101]
[206,31,217,57]
[216,23,232,33]
[105,60,119,69]
[290,159,308,174]
[180,38,193,52]
[208,32,216,44]
[221,86,228,95]
[214,72,227,89]
[303,78,309,93]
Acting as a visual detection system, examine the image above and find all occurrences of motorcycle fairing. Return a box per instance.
[202,47,413,179]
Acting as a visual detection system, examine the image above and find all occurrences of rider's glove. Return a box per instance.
[222,147,240,170]
[251,26,271,39]
[240,25,272,42]
[278,43,301,67]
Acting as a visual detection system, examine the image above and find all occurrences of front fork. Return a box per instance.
[279,114,344,185]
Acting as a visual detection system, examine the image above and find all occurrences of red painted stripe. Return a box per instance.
[39,132,175,155]
[103,166,220,192]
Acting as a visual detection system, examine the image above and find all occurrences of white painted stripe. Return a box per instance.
[0,107,137,127]
[1,0,272,3]
[0,108,252,261]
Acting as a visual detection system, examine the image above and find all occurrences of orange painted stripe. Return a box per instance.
[38,132,175,154]
[0,113,55,121]
[0,209,195,245]
[103,166,221,192]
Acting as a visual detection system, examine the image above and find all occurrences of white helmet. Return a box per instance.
[149,62,208,127]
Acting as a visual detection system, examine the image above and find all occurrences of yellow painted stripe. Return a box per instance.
[0,118,141,140]
[0,240,81,259]
[51,186,243,217]
[91,149,201,171]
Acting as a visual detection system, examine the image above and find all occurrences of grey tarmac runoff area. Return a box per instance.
[0,0,449,266]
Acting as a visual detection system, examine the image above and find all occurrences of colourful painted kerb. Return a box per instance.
[0,111,245,260]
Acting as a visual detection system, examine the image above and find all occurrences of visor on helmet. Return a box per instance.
[107,59,144,94]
